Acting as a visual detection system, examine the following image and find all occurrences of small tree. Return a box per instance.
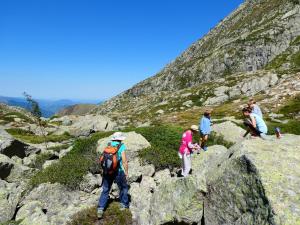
[23,92,48,149]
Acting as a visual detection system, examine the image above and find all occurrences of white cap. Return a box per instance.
[111,132,126,141]
[190,125,199,132]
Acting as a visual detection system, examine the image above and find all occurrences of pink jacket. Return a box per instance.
[179,130,195,155]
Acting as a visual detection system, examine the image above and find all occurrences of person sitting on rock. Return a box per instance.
[97,132,129,219]
[178,125,200,177]
[242,107,268,139]
[199,109,212,151]
[248,99,263,118]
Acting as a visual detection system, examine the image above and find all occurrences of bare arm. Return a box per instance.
[250,115,257,128]
[121,151,128,177]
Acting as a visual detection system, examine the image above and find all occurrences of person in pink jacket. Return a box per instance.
[179,125,201,177]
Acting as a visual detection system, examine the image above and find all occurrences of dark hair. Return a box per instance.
[242,107,252,113]
[204,112,210,117]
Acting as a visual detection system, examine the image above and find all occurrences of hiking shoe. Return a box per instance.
[203,146,208,151]
[120,204,129,211]
[97,208,104,219]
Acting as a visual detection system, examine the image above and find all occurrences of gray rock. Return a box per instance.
[0,129,33,158]
[149,177,204,225]
[97,132,151,161]
[153,169,171,186]
[79,173,101,193]
[42,159,59,169]
[0,180,22,223]
[204,135,300,225]
[129,182,153,225]
[0,154,14,179]
[212,121,246,144]
[16,183,98,225]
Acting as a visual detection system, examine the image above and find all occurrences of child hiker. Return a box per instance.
[199,109,212,151]
[178,125,201,177]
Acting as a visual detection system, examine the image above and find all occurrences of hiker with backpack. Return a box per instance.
[199,109,212,151]
[242,107,268,139]
[179,125,201,177]
[97,132,129,219]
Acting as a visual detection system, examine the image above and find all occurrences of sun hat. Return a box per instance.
[190,125,199,132]
[111,132,126,141]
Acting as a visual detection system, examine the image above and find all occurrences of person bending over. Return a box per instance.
[242,107,268,139]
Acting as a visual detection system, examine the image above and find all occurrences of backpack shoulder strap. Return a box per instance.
[117,142,123,151]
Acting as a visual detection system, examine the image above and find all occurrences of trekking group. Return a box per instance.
[178,98,270,177]
[96,98,272,219]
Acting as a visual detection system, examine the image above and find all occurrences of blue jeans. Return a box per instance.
[98,171,129,209]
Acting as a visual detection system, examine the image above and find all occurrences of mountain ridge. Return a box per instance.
[93,0,300,125]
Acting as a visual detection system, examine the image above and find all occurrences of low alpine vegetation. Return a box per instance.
[6,128,72,144]
[67,203,132,225]
[30,131,113,190]
[127,125,233,171]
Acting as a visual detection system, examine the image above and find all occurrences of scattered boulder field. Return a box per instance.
[0,108,299,225]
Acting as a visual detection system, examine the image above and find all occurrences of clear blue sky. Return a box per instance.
[0,0,244,100]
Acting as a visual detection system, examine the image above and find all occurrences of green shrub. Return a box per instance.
[30,131,113,190]
[126,125,233,171]
[6,128,72,144]
[29,152,54,170]
[67,203,132,225]
[127,126,184,170]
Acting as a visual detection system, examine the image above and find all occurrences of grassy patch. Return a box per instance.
[30,131,113,190]
[278,94,300,118]
[48,144,71,152]
[6,128,72,144]
[0,112,34,123]
[67,203,132,225]
[266,120,300,135]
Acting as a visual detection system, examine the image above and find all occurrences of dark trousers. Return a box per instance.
[98,171,129,209]
[244,119,262,136]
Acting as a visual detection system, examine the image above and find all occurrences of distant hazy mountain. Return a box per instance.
[0,96,102,117]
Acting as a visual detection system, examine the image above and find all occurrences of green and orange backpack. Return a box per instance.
[99,142,123,175]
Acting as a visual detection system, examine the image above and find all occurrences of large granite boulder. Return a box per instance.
[97,131,151,161]
[0,180,22,223]
[204,135,300,225]
[0,128,39,158]
[131,145,227,225]
[212,121,246,144]
[0,153,14,179]
[149,177,204,225]
[0,153,33,183]
[66,114,116,137]
[16,183,98,225]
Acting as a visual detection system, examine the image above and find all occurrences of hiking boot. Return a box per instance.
[120,204,128,211]
[97,208,104,219]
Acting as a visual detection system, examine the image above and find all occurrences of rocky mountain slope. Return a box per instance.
[56,104,97,117]
[93,0,300,126]
[1,107,299,225]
